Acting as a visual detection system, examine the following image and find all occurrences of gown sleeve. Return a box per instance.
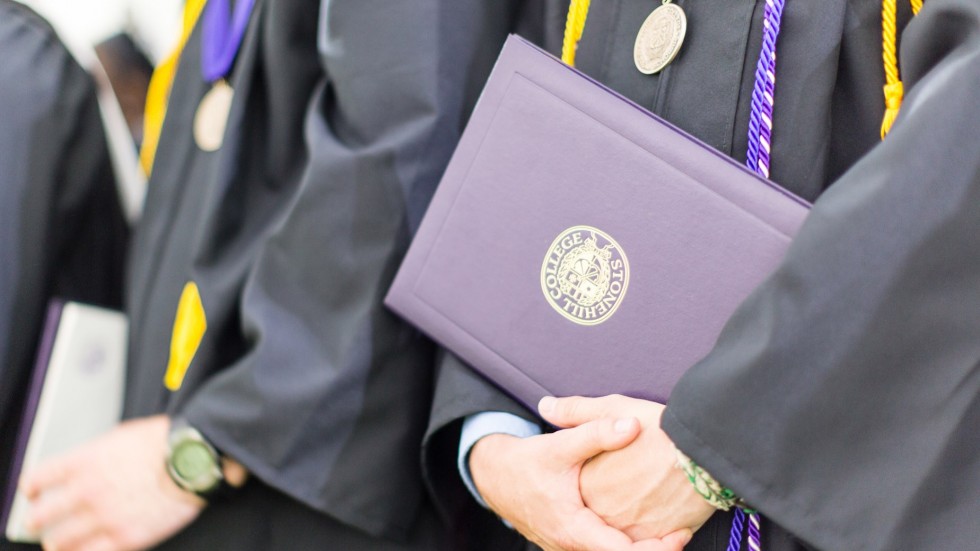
[175,0,528,540]
[660,1,980,549]
[422,351,539,547]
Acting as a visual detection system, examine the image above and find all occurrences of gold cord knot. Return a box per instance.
[883,81,904,109]
[880,80,904,138]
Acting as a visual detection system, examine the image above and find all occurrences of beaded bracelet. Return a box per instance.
[674,447,753,513]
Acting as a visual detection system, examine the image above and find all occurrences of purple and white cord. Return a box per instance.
[748,512,762,551]
[727,509,746,551]
[731,1,787,548]
[745,0,786,179]
[727,509,763,551]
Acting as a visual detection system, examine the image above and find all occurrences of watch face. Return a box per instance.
[173,441,212,477]
[172,440,219,490]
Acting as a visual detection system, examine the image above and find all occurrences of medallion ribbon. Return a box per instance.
[201,0,257,82]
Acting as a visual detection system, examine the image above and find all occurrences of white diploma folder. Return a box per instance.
[1,301,127,543]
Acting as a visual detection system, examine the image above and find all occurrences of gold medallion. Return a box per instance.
[633,2,687,75]
[193,80,234,152]
[541,226,630,326]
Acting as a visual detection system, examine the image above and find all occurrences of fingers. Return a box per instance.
[21,456,74,499]
[546,416,640,465]
[40,510,101,551]
[221,457,249,488]
[27,483,83,532]
[659,529,694,550]
[72,534,117,551]
[632,531,693,551]
[541,507,641,551]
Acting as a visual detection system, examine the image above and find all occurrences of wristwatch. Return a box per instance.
[165,420,227,499]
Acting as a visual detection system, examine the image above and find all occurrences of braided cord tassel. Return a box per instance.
[745,0,786,178]
[562,0,592,66]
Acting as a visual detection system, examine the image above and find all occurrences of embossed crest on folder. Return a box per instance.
[541,226,629,326]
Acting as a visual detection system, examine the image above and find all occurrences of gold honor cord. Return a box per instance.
[140,0,208,176]
[164,281,208,391]
[562,0,592,66]
[881,0,923,139]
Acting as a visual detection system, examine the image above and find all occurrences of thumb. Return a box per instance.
[539,395,612,428]
[547,416,640,465]
[540,394,654,429]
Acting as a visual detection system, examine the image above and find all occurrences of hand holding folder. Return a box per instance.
[2,301,127,543]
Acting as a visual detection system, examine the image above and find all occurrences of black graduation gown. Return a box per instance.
[660,1,980,549]
[421,0,977,550]
[124,0,534,549]
[0,4,127,549]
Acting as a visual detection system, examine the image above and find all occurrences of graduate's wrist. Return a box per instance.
[161,449,246,506]
[458,412,542,510]
[166,418,248,501]
[658,460,717,537]
[673,446,752,513]
[160,459,209,508]
[468,433,517,513]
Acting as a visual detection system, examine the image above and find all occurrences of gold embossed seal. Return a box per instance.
[633,1,687,75]
[541,226,630,326]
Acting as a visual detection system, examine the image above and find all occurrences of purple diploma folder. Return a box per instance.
[385,36,809,413]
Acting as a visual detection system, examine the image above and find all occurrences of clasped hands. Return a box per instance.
[470,395,716,551]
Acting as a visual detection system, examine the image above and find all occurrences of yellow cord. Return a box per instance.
[164,281,208,391]
[139,0,207,176]
[881,0,922,139]
[880,0,902,139]
[562,0,592,66]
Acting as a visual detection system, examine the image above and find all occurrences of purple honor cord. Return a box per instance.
[728,509,746,551]
[745,0,786,179]
[732,0,786,549]
[748,512,762,551]
[201,0,257,83]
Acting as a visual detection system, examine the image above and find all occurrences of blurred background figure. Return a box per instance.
[17,0,184,224]
[0,3,130,549]
[18,0,181,65]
